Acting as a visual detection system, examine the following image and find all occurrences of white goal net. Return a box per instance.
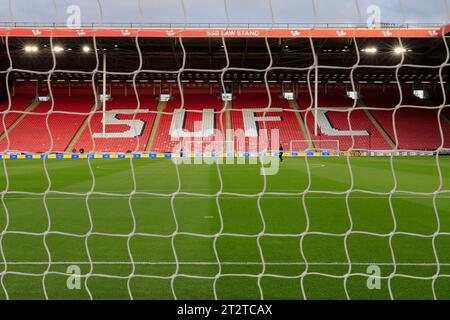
[0,0,449,301]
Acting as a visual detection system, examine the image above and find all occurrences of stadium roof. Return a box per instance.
[0,23,449,38]
[1,24,449,84]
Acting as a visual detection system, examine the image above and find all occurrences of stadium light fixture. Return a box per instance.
[53,45,64,53]
[361,47,377,54]
[82,45,91,53]
[24,45,38,53]
[394,47,407,54]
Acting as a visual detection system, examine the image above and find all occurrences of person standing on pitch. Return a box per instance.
[279,145,284,162]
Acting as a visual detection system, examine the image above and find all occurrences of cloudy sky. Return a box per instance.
[0,0,448,25]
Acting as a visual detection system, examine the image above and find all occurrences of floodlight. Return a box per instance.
[24,45,38,53]
[53,45,64,53]
[362,47,377,54]
[394,47,407,54]
[82,45,91,53]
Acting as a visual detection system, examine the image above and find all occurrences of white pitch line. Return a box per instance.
[3,196,450,200]
[2,261,449,266]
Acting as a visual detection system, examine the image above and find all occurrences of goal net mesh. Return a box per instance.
[0,0,449,300]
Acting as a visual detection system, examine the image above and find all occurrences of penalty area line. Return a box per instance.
[2,261,449,266]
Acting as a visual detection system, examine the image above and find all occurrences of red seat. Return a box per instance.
[0,95,92,153]
[298,88,393,151]
[231,92,306,152]
[73,95,156,153]
[362,89,450,150]
[152,94,225,153]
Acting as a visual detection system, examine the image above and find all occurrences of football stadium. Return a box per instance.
[0,0,449,301]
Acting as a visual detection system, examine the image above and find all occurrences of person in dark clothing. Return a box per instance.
[279,145,284,162]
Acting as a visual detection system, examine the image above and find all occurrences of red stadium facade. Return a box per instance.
[0,25,448,38]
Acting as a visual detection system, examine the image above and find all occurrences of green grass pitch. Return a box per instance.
[0,156,449,300]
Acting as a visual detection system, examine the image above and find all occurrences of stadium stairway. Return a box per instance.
[442,111,450,125]
[361,89,450,150]
[73,95,157,153]
[357,100,395,149]
[224,100,233,148]
[298,89,392,151]
[65,102,98,152]
[0,95,93,153]
[0,97,38,143]
[146,100,167,152]
[372,108,450,150]
[288,99,314,150]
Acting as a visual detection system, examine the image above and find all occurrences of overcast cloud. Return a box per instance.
[0,0,448,25]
